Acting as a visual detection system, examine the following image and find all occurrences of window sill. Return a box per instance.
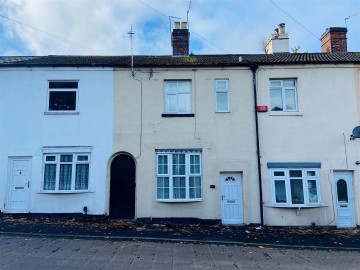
[44,111,79,115]
[265,204,328,208]
[162,114,195,117]
[38,190,93,194]
[215,111,230,113]
[268,112,303,116]
[157,199,203,202]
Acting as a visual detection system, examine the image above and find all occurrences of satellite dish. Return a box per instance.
[352,126,360,138]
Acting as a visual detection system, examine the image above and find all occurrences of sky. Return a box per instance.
[0,0,359,56]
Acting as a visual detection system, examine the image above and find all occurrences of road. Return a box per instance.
[0,234,359,269]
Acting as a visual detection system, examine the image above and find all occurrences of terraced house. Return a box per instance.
[1,24,360,228]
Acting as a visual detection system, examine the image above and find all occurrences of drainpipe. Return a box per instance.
[250,64,264,226]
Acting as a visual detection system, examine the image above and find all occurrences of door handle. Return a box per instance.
[222,195,224,200]
[28,181,30,188]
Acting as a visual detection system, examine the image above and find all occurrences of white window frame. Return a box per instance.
[46,80,79,113]
[270,168,320,206]
[269,79,298,112]
[215,79,229,112]
[164,80,192,114]
[41,147,91,193]
[156,150,202,202]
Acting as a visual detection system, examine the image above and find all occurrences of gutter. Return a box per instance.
[250,64,264,226]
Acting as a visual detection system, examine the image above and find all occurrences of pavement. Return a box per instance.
[0,214,359,251]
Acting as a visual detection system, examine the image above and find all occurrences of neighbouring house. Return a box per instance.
[1,23,360,228]
[0,57,114,215]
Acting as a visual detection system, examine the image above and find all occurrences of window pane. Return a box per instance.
[158,155,168,174]
[216,92,229,111]
[307,180,318,203]
[173,154,185,175]
[46,156,56,162]
[157,177,170,199]
[270,88,283,111]
[189,176,201,198]
[190,155,200,174]
[285,89,297,110]
[166,94,177,112]
[178,93,191,113]
[49,81,78,89]
[165,82,178,93]
[337,179,348,203]
[49,91,76,111]
[290,179,304,204]
[216,80,227,90]
[274,180,286,203]
[59,164,72,190]
[307,171,316,177]
[289,170,302,177]
[77,155,89,161]
[60,155,73,162]
[173,177,186,199]
[270,80,281,87]
[177,81,191,92]
[274,171,285,177]
[283,80,295,87]
[44,164,56,190]
[75,164,89,190]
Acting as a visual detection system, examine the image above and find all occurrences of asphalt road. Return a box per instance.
[0,235,359,270]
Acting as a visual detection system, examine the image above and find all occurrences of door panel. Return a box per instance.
[221,173,243,224]
[7,158,30,211]
[334,172,355,228]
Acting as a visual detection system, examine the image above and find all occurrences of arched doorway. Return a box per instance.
[109,154,136,219]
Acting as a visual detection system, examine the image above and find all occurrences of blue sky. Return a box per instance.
[0,0,359,56]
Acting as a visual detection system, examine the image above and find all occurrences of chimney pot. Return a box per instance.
[181,22,187,29]
[174,22,180,29]
[278,23,285,35]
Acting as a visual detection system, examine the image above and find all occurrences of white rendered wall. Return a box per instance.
[0,67,114,214]
[256,64,360,226]
[114,67,260,224]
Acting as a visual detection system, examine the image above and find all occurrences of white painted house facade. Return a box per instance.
[256,62,360,228]
[0,62,114,215]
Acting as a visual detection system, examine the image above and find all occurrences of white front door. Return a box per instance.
[221,173,243,225]
[334,172,355,228]
[7,158,31,212]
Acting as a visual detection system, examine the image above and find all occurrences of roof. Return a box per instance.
[1,53,360,68]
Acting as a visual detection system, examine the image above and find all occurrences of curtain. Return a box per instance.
[44,164,56,190]
[75,164,89,190]
[59,164,72,190]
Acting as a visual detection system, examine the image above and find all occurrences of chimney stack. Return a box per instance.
[321,27,347,53]
[265,23,289,54]
[171,21,190,56]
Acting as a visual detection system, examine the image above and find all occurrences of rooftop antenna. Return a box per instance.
[187,1,192,29]
[127,25,135,76]
[169,15,181,34]
[345,11,360,28]
[169,15,181,53]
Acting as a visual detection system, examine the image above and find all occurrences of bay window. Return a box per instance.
[271,168,320,206]
[156,149,202,201]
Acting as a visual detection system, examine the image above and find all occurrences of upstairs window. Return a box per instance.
[164,80,191,114]
[271,168,320,206]
[270,79,298,112]
[47,81,78,112]
[43,153,90,192]
[156,149,202,201]
[215,79,229,112]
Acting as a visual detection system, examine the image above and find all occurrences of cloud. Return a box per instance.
[0,0,359,56]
